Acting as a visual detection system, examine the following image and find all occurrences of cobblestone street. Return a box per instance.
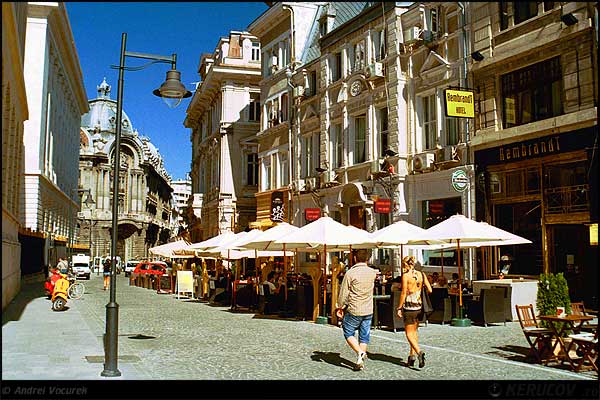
[3,274,597,385]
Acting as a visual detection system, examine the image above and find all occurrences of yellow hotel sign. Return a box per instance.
[444,89,474,118]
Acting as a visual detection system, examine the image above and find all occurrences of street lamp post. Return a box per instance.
[102,32,191,378]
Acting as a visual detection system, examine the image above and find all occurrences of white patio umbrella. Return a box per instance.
[415,221,532,276]
[274,216,376,317]
[238,222,302,301]
[414,214,507,322]
[362,220,447,272]
[149,239,194,259]
[185,231,236,252]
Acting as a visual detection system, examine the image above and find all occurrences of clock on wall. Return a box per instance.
[350,80,362,97]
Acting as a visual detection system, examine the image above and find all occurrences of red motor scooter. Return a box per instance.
[44,269,69,311]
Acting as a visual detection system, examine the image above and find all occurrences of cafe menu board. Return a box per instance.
[175,270,194,299]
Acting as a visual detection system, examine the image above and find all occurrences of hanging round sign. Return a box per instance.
[451,169,469,192]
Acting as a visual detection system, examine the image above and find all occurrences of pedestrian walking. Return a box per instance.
[57,257,69,274]
[102,257,111,290]
[335,249,377,371]
[397,255,432,368]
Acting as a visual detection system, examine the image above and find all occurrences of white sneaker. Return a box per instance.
[355,351,366,370]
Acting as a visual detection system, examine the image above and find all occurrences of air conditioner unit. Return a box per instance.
[412,152,435,172]
[293,86,305,98]
[364,62,384,80]
[403,27,420,43]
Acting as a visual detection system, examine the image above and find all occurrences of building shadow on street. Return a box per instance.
[2,281,47,327]
[310,351,356,371]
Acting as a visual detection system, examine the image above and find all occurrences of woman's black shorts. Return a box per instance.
[402,309,423,325]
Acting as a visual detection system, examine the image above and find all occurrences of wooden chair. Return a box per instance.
[571,301,598,332]
[568,328,598,373]
[515,304,554,364]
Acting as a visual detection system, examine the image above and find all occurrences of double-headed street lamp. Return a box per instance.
[102,32,191,378]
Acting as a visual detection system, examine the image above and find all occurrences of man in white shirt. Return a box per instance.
[335,249,377,370]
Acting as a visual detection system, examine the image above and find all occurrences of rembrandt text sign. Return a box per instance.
[444,89,475,118]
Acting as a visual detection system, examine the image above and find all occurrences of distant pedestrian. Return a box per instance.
[102,257,111,290]
[335,249,377,371]
[57,257,69,274]
[397,255,432,368]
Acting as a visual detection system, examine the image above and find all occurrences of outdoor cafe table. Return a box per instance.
[372,294,391,329]
[538,314,594,371]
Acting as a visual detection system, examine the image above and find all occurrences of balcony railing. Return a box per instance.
[545,184,589,214]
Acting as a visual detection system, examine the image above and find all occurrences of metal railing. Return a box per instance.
[545,184,589,214]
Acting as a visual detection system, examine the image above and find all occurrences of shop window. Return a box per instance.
[513,1,539,25]
[376,212,391,264]
[543,2,555,12]
[490,173,502,196]
[421,197,462,267]
[354,115,366,164]
[526,168,540,194]
[546,161,587,188]
[506,170,523,197]
[501,57,562,128]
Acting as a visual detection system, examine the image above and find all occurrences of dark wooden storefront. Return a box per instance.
[475,127,598,307]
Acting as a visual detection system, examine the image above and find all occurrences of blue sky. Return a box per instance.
[67,2,268,180]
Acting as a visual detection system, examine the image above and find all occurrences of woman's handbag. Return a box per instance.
[421,272,434,316]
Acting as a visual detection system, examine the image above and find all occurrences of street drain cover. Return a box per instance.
[85,355,141,363]
[128,334,156,340]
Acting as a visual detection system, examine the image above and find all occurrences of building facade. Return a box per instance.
[248,2,325,232]
[170,176,192,236]
[2,2,29,309]
[470,2,598,305]
[185,31,262,242]
[78,79,173,262]
[21,2,89,277]
[400,2,477,279]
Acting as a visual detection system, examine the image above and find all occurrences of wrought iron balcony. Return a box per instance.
[545,184,589,214]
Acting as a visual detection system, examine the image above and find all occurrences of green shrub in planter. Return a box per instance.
[537,272,571,334]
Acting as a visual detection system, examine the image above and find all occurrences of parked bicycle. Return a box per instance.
[66,274,85,300]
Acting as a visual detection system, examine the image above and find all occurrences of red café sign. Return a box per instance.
[304,208,321,221]
[374,199,391,213]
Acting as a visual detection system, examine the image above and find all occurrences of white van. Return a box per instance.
[71,254,91,280]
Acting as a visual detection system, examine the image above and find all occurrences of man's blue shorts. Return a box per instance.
[342,312,373,344]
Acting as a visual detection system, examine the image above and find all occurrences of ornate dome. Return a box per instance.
[80,78,172,185]
[80,78,135,135]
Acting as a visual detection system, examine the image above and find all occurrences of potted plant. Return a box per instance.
[537,272,572,356]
